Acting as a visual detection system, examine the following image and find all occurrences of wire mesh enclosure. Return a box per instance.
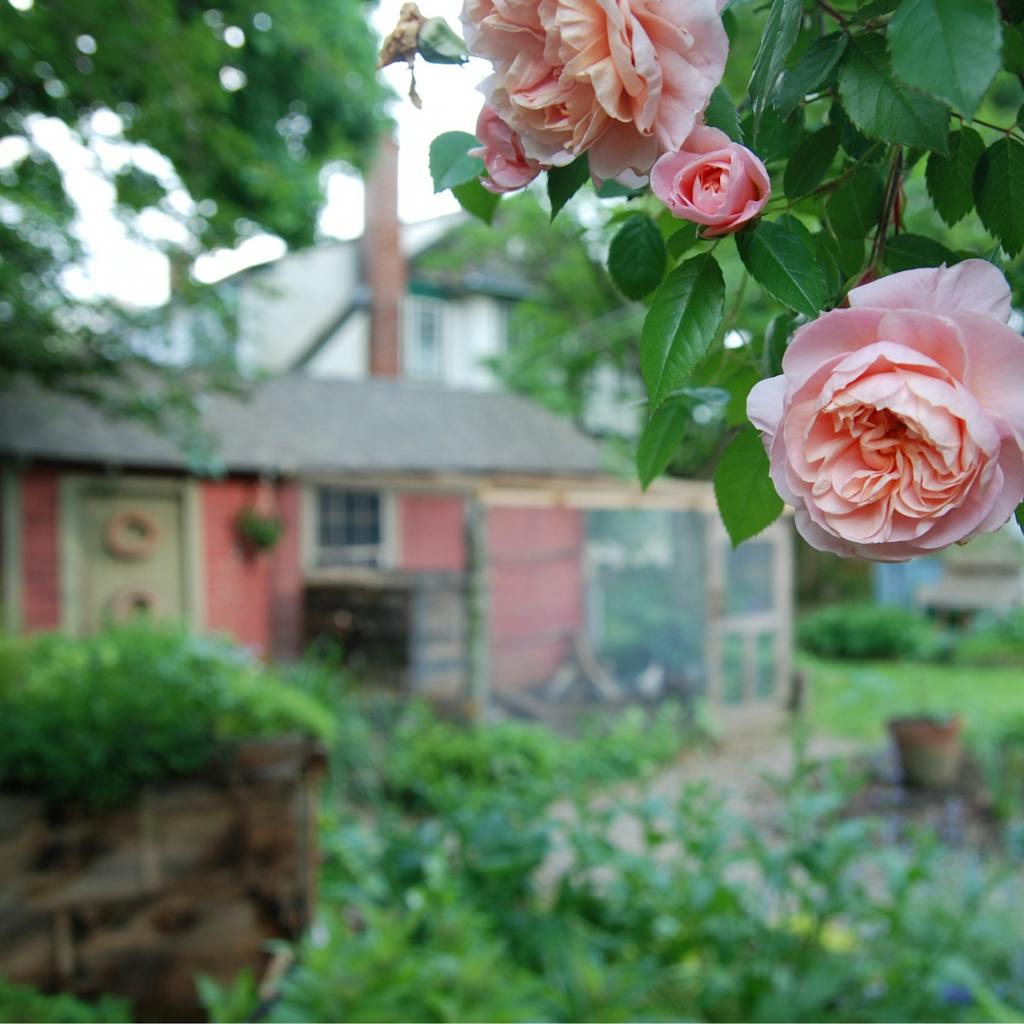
[476,480,792,732]
[301,477,792,735]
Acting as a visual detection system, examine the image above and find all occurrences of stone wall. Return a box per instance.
[0,737,325,1022]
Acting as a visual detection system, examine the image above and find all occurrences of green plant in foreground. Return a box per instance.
[0,978,131,1024]
[207,740,1024,1024]
[0,623,333,807]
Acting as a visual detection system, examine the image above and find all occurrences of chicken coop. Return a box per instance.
[304,476,794,735]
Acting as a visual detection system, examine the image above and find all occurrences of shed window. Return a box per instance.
[316,488,384,566]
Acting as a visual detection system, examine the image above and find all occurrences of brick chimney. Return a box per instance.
[363,135,405,377]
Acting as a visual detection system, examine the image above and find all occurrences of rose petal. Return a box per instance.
[849,260,1012,323]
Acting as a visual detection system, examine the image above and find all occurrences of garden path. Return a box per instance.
[541,729,860,885]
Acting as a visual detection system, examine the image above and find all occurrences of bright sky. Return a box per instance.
[320,0,491,237]
[6,0,487,305]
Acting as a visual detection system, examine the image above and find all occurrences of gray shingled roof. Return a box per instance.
[0,376,604,477]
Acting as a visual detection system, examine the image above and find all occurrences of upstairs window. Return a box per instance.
[405,296,445,380]
[316,487,385,567]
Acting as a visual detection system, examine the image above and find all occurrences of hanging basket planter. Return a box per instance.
[235,506,284,557]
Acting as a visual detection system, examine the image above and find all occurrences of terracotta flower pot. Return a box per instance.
[888,715,963,789]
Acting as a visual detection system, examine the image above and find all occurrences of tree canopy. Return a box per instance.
[1,0,389,457]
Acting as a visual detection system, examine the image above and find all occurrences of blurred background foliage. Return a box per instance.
[0,0,390,454]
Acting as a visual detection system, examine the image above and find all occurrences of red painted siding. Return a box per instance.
[202,479,275,654]
[21,470,60,632]
[398,494,465,572]
[268,481,302,658]
[488,506,584,692]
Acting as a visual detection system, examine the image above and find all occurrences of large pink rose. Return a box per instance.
[461,0,728,181]
[650,125,770,236]
[470,104,543,193]
[747,261,1024,561]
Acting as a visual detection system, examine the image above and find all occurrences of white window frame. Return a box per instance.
[404,295,446,381]
[303,484,396,571]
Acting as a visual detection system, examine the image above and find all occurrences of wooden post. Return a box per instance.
[464,495,490,722]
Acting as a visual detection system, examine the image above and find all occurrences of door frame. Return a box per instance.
[59,474,205,635]
[704,515,793,734]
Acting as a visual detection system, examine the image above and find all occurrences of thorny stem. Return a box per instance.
[722,271,750,336]
[815,0,849,27]
[767,142,884,214]
[870,147,903,270]
[953,111,1024,142]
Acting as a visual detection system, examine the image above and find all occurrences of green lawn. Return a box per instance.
[801,654,1024,744]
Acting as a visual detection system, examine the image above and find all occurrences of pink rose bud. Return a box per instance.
[747,261,1024,561]
[650,126,771,237]
[470,104,542,195]
[461,0,728,180]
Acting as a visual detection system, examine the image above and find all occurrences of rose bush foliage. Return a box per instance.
[417,0,1024,559]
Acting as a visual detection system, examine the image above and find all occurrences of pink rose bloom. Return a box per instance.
[461,0,728,181]
[747,261,1024,562]
[470,104,543,194]
[650,126,770,236]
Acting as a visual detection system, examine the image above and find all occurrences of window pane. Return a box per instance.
[407,298,443,379]
[725,541,774,615]
[316,488,382,564]
[756,632,776,698]
[722,633,745,704]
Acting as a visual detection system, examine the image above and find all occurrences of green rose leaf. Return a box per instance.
[837,34,949,154]
[1005,25,1024,75]
[640,253,725,409]
[705,85,744,142]
[826,166,885,239]
[666,223,700,260]
[720,365,763,427]
[429,131,483,193]
[714,425,785,547]
[547,155,590,220]
[1016,502,1024,536]
[736,219,829,317]
[608,214,668,301]
[748,0,803,122]
[775,32,848,120]
[889,0,1001,119]
[451,178,500,224]
[926,127,985,227]
[419,17,469,64]
[750,106,806,162]
[814,232,846,304]
[636,400,691,489]
[764,312,796,377]
[784,123,841,199]
[974,137,1024,257]
[883,233,959,272]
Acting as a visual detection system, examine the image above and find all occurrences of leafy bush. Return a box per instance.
[372,700,699,813]
[209,761,1024,1024]
[0,623,333,807]
[953,609,1024,669]
[971,712,1024,823]
[797,602,939,661]
[0,978,131,1023]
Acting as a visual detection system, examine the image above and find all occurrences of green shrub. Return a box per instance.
[797,602,938,661]
[971,712,1024,822]
[0,623,333,807]
[375,700,698,814]
[0,978,131,1023]
[384,704,568,811]
[233,762,1024,1024]
[953,609,1024,668]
